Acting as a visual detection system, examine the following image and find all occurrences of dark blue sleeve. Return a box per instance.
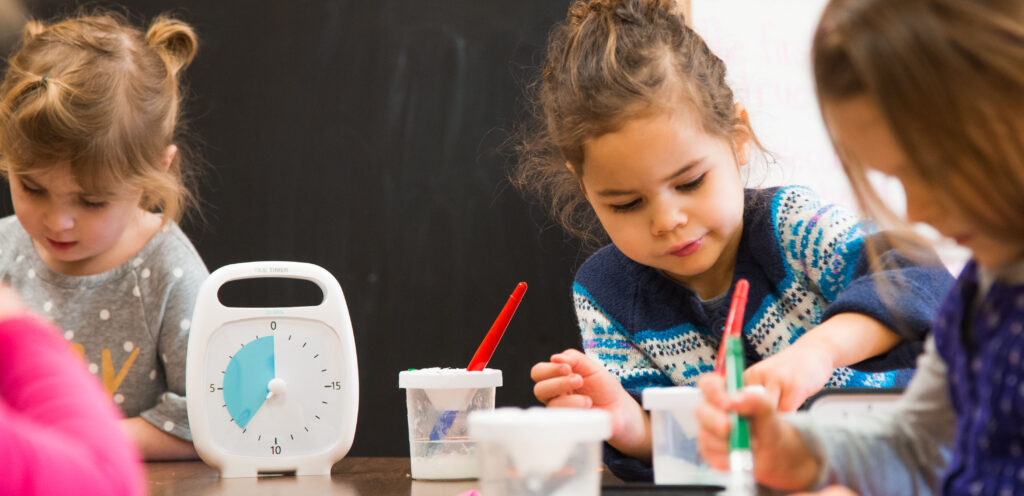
[822,233,954,371]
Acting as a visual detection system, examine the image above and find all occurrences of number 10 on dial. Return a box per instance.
[187,262,359,478]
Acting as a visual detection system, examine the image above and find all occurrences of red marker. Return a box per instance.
[715,279,749,376]
[467,282,527,371]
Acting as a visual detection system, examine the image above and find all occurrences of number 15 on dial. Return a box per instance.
[186,262,359,478]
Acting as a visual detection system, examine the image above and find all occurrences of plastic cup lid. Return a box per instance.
[468,407,611,442]
[398,367,502,389]
[641,386,703,410]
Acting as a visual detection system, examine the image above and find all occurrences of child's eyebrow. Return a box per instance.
[595,158,706,197]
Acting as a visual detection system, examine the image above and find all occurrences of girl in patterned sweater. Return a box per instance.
[698,0,1024,494]
[514,0,954,480]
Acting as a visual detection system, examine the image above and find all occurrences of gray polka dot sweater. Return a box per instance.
[0,216,208,440]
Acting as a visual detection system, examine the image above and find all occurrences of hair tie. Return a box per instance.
[40,76,49,89]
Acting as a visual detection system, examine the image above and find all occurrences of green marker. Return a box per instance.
[725,335,756,496]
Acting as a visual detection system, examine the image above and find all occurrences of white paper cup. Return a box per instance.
[643,386,728,487]
[398,368,502,480]
[469,407,610,496]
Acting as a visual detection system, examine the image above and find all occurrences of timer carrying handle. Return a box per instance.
[201,261,343,312]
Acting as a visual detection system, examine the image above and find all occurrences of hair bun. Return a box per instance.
[21,20,45,44]
[145,16,197,75]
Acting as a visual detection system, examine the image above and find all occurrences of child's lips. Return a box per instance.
[668,237,703,257]
[47,238,77,250]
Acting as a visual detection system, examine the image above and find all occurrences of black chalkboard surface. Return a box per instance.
[5,0,587,456]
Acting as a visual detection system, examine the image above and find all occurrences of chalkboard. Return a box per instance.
[3,0,584,456]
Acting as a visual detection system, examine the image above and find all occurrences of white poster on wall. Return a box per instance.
[690,1,968,269]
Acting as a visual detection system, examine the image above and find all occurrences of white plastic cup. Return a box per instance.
[643,386,728,487]
[469,407,611,496]
[398,368,502,480]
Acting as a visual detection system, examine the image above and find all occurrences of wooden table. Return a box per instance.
[146,457,629,496]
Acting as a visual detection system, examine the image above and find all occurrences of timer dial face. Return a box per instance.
[202,317,347,457]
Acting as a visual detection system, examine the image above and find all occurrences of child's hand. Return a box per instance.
[742,341,834,412]
[0,285,27,322]
[531,349,650,459]
[695,373,821,492]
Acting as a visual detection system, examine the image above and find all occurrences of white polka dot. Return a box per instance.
[970,480,984,495]
[113,394,125,404]
[172,267,183,278]
[141,268,151,279]
[1013,323,1023,335]
[64,330,74,340]
[1001,488,1013,496]
[1011,350,1021,366]
[1012,444,1023,457]
[1018,467,1024,481]
[132,286,141,297]
[27,269,35,279]
[987,312,999,328]
[133,258,144,267]
[1002,398,1013,414]
[123,341,134,352]
[15,255,24,263]
[88,363,99,374]
[972,358,983,373]
[1009,375,1019,387]
[180,319,191,331]
[43,301,52,312]
[149,370,157,380]
[163,421,175,432]
[99,309,110,320]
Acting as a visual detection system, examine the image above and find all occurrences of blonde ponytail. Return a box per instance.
[145,16,198,76]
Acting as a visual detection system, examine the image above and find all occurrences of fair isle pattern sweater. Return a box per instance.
[576,187,951,394]
[580,187,954,481]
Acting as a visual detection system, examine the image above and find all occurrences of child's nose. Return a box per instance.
[651,202,688,235]
[43,207,75,232]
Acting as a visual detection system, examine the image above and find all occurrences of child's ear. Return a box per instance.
[732,103,753,166]
[566,161,588,198]
[162,145,178,171]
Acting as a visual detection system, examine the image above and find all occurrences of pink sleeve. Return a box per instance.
[0,315,144,496]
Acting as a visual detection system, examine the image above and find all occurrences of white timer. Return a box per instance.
[186,262,359,477]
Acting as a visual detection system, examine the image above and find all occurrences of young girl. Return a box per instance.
[0,286,144,495]
[697,0,1024,494]
[0,12,208,460]
[516,0,954,481]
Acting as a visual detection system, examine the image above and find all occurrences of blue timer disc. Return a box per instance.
[224,336,275,428]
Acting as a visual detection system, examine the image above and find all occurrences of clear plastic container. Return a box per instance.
[469,407,610,496]
[398,368,502,480]
[643,386,728,487]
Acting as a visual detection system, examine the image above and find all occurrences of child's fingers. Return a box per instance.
[696,424,731,470]
[549,349,602,375]
[695,399,731,439]
[530,361,571,382]
[532,374,584,404]
[547,393,593,409]
[696,373,729,407]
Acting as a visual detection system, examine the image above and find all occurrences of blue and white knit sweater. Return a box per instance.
[575,186,955,480]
